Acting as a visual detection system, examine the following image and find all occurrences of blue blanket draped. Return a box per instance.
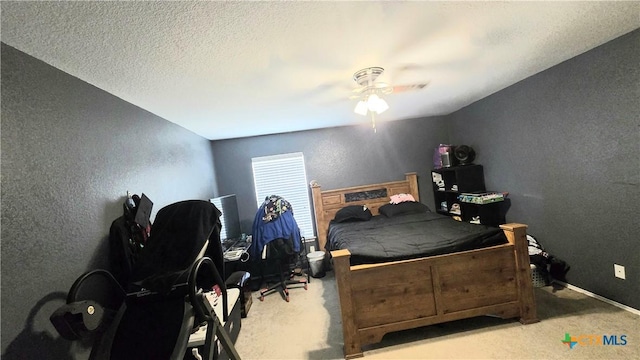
[250,202,301,259]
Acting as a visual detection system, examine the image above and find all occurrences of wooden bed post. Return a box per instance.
[310,181,326,252]
[500,223,539,324]
[331,249,363,359]
[405,172,419,202]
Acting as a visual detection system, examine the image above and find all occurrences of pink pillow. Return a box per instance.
[390,193,415,204]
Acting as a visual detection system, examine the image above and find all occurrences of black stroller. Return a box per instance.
[50,200,242,360]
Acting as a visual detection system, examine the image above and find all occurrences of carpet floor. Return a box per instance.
[234,271,638,359]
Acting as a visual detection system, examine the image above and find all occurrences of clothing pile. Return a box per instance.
[528,234,570,286]
[250,195,301,260]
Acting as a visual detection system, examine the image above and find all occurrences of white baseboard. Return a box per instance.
[553,281,640,316]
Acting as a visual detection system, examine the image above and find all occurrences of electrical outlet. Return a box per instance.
[614,264,626,280]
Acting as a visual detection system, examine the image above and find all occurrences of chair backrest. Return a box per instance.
[266,237,296,260]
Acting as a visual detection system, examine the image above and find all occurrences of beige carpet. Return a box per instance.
[234,271,638,360]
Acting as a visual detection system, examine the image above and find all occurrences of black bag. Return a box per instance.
[108,193,153,289]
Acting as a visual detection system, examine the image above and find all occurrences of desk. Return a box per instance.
[222,241,253,318]
[223,241,252,278]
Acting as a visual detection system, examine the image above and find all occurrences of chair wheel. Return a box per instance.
[285,296,290,302]
[304,284,308,290]
[259,295,264,301]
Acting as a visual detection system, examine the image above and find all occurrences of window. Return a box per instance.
[251,152,314,238]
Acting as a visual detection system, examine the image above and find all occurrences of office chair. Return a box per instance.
[50,200,242,360]
[250,195,309,302]
[258,236,309,302]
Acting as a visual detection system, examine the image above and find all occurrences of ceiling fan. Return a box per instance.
[352,66,428,97]
[351,66,429,131]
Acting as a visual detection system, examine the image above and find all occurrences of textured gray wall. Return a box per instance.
[448,29,639,309]
[1,43,217,358]
[212,117,449,236]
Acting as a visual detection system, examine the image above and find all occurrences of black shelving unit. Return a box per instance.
[431,164,505,226]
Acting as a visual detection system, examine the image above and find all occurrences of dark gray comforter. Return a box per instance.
[327,212,507,265]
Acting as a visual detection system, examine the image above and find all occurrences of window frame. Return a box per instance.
[251,152,315,239]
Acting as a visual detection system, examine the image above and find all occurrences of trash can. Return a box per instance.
[307,251,326,278]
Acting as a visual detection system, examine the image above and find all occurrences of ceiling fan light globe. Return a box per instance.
[354,100,368,116]
[374,98,389,114]
[366,94,380,111]
[366,94,388,114]
[367,94,381,106]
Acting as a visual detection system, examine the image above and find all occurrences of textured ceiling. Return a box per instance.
[2,1,639,140]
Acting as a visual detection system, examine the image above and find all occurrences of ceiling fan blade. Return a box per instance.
[391,82,429,93]
[396,64,428,73]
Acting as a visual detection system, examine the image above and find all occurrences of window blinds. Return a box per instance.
[251,152,314,239]
[210,197,227,240]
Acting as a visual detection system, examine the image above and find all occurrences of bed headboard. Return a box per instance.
[310,172,419,252]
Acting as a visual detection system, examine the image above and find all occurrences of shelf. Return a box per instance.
[431,165,486,193]
[431,164,507,227]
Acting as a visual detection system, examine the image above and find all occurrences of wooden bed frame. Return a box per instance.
[310,172,538,359]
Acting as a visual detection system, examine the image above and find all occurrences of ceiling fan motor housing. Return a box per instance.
[453,145,476,165]
[353,67,385,86]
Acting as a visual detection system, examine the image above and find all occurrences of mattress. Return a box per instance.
[327,212,507,265]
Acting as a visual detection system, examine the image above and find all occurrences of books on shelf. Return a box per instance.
[457,192,507,204]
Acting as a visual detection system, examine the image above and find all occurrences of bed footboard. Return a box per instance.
[331,223,538,359]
